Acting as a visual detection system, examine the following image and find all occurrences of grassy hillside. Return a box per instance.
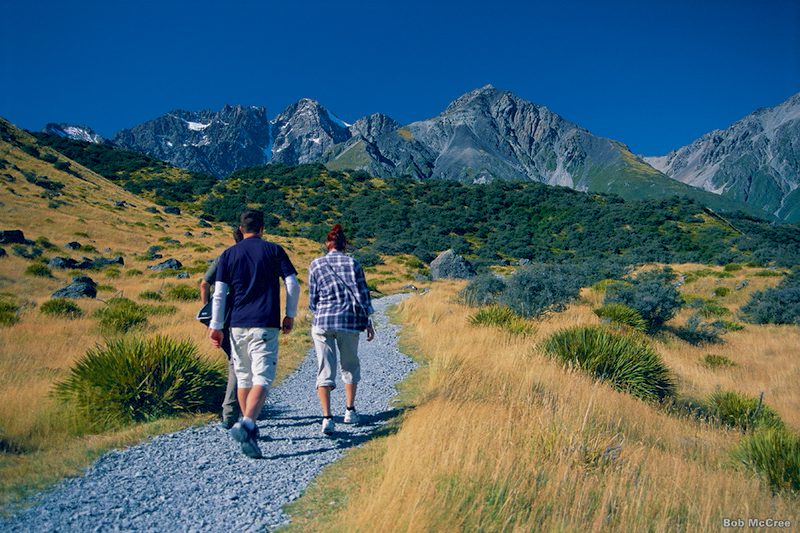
[0,120,425,511]
[283,277,800,531]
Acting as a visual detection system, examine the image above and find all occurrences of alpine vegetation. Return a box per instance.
[53,336,226,431]
[541,325,676,402]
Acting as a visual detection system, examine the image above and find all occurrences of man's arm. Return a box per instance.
[208,281,229,347]
[282,274,299,334]
[199,280,212,305]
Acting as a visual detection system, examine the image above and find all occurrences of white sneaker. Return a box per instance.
[344,408,359,424]
[321,417,335,435]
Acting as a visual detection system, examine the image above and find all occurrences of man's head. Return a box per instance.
[239,209,264,235]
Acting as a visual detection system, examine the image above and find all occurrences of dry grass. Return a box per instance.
[283,276,799,532]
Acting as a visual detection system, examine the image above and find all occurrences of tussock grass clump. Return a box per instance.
[164,284,200,301]
[93,297,147,334]
[24,264,52,278]
[592,303,646,332]
[139,290,163,301]
[52,336,225,431]
[713,286,731,297]
[731,429,800,494]
[697,301,731,318]
[705,390,785,433]
[0,294,20,326]
[542,326,675,402]
[39,298,82,319]
[701,354,736,368]
[467,305,535,336]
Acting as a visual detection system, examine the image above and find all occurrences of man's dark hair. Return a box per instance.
[239,210,264,234]
[233,227,244,243]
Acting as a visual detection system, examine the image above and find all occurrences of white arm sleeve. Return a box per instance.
[284,274,299,318]
[209,281,229,330]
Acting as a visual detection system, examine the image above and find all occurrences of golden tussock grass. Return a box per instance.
[284,277,799,532]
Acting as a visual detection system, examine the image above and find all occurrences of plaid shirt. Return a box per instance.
[308,251,373,332]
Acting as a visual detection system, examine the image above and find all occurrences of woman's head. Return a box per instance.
[326,224,347,251]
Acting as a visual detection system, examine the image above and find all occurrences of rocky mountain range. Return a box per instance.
[644,92,800,223]
[40,86,800,222]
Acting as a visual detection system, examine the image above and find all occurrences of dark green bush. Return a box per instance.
[24,264,52,278]
[500,264,584,319]
[467,305,535,336]
[675,314,726,345]
[739,287,800,325]
[139,290,164,301]
[731,429,800,494]
[713,286,731,297]
[93,297,147,334]
[164,284,200,301]
[701,354,736,368]
[603,267,683,332]
[541,325,675,402]
[592,303,647,332]
[0,294,20,326]
[459,273,506,307]
[40,298,82,319]
[705,390,785,433]
[52,336,226,431]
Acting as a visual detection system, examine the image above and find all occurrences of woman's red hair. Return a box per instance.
[327,224,347,249]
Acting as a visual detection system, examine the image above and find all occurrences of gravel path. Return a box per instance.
[1,293,415,532]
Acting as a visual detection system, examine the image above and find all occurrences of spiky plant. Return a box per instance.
[541,326,675,402]
[93,297,147,335]
[52,335,226,431]
[467,305,536,336]
[592,303,647,332]
[731,429,800,494]
[705,390,785,433]
[40,298,83,319]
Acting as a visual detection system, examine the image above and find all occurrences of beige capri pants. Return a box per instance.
[311,326,361,389]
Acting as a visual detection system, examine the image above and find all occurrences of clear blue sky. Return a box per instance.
[1,0,798,156]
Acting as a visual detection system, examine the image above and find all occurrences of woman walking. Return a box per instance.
[307,224,375,435]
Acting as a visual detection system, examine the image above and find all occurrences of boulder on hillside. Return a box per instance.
[52,276,97,299]
[66,241,81,250]
[429,249,476,280]
[0,230,26,244]
[0,247,6,258]
[149,258,182,271]
[163,206,181,215]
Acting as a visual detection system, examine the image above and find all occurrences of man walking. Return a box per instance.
[200,227,242,429]
[209,210,299,458]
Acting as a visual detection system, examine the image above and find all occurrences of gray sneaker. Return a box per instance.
[231,422,262,459]
[321,417,335,435]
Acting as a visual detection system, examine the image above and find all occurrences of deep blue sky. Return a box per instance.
[1,0,798,156]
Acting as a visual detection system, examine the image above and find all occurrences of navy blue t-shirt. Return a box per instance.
[215,236,297,328]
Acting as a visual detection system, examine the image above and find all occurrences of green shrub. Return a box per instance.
[40,298,82,319]
[467,305,535,336]
[139,304,178,316]
[164,284,200,301]
[731,429,800,494]
[697,301,731,318]
[676,314,726,345]
[603,267,683,333]
[723,263,743,272]
[705,390,785,433]
[105,267,121,279]
[592,303,647,332]
[500,264,584,319]
[712,286,731,298]
[0,294,19,326]
[752,269,784,277]
[96,284,116,293]
[459,274,506,307]
[541,326,675,402]
[125,269,143,277]
[718,320,745,331]
[24,264,52,278]
[93,297,147,334]
[52,335,226,431]
[139,290,164,301]
[701,354,736,368]
[739,287,800,325]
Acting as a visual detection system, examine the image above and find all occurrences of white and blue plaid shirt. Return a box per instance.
[308,251,373,332]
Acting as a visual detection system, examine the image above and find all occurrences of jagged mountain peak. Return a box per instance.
[43,123,106,144]
[644,91,800,221]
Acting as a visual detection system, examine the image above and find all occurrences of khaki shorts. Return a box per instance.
[230,327,279,389]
